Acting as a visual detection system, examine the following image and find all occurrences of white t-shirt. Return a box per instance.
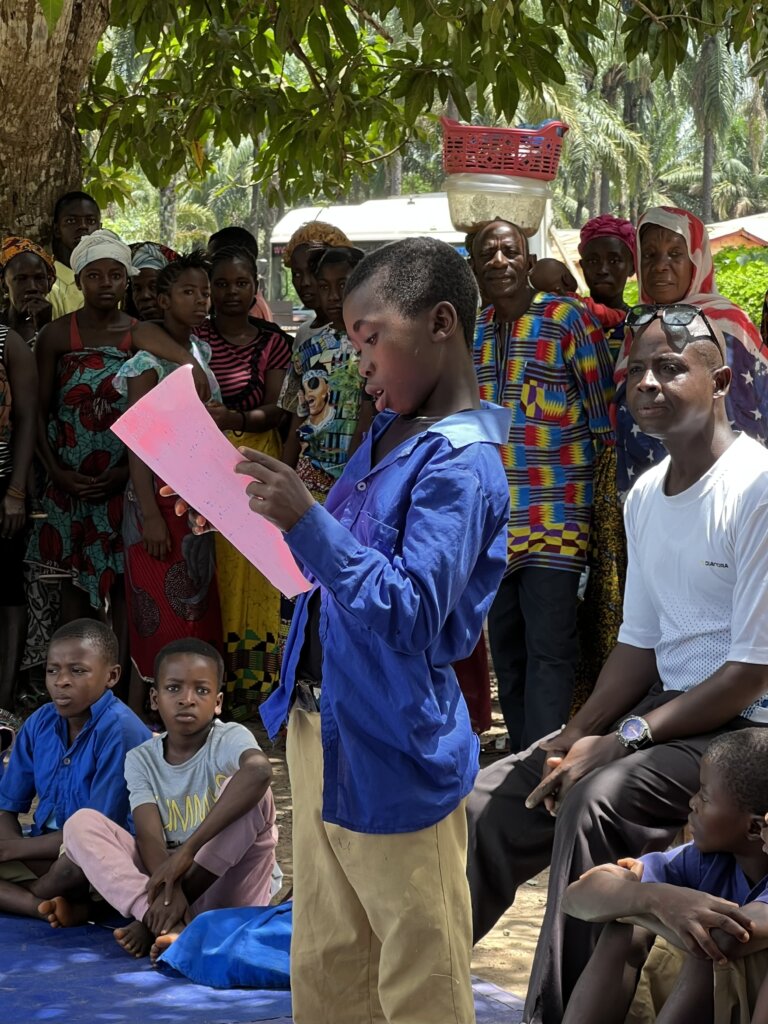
[618,433,768,722]
[124,719,260,847]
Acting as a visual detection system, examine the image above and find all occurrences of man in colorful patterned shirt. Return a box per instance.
[470,219,614,751]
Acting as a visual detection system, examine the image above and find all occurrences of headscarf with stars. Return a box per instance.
[613,206,768,497]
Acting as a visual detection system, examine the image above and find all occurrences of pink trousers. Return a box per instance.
[63,787,277,923]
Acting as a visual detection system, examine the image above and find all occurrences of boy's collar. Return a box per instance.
[372,402,510,453]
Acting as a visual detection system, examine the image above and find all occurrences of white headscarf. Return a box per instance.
[71,229,138,277]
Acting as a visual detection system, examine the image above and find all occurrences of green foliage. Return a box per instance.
[78,0,768,209]
[37,0,64,34]
[713,246,768,326]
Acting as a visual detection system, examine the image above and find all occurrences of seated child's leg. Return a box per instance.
[714,949,768,1024]
[189,788,278,912]
[655,954,713,1024]
[287,709,385,1024]
[563,921,653,1024]
[325,802,475,1024]
[63,808,153,921]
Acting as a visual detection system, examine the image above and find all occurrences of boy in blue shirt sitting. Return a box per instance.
[0,618,150,920]
[561,728,768,1023]
[234,238,511,1024]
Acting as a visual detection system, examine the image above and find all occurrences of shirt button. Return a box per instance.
[356,482,367,492]
[62,757,71,765]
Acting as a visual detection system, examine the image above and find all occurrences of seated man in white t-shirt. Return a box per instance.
[467,306,768,1024]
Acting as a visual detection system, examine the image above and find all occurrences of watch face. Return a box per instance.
[621,718,645,741]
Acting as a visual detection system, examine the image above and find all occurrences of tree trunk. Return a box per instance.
[0,0,109,243]
[701,128,715,224]
[389,152,402,196]
[599,164,611,215]
[158,184,177,247]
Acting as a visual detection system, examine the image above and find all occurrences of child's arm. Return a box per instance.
[280,413,303,467]
[146,748,272,906]
[210,367,287,434]
[133,803,171,877]
[564,863,753,963]
[236,450,504,655]
[126,372,171,560]
[709,902,768,960]
[132,322,211,401]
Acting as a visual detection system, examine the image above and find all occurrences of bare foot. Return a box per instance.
[114,920,154,958]
[38,896,90,928]
[150,920,187,965]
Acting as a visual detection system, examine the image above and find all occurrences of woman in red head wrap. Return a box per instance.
[572,215,636,707]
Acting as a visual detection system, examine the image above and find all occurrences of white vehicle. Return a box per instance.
[269,192,551,305]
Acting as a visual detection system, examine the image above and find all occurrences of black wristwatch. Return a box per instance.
[616,715,654,751]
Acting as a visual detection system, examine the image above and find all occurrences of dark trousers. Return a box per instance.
[487,566,580,752]
[466,687,752,1024]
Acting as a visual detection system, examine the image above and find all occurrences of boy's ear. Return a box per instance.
[747,814,765,840]
[106,664,121,690]
[215,689,224,716]
[149,686,159,712]
[431,300,458,342]
[157,291,171,310]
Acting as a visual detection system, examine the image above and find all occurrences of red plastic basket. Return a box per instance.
[441,117,569,181]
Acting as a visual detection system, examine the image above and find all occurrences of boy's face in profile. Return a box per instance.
[688,757,758,855]
[45,638,120,720]
[344,278,450,416]
[150,653,223,738]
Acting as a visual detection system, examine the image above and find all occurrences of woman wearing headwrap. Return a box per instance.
[578,215,636,361]
[571,214,636,708]
[614,206,768,496]
[0,237,57,346]
[281,221,352,346]
[26,229,138,658]
[126,241,179,321]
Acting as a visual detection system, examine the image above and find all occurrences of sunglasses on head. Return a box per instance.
[626,303,724,358]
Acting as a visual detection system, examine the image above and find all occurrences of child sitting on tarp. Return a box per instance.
[561,728,768,1023]
[529,257,627,332]
[50,638,278,959]
[0,619,149,920]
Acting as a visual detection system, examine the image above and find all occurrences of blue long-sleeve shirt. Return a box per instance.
[261,403,511,834]
[0,689,151,835]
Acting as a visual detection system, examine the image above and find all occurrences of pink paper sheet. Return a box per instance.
[111,365,310,598]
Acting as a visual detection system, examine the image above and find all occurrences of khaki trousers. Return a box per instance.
[287,708,476,1024]
[626,937,768,1023]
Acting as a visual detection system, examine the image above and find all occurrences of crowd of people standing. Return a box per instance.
[2,188,768,1023]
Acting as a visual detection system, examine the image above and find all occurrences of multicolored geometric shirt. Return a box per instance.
[473,293,615,575]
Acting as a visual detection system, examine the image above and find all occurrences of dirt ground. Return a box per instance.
[253,694,547,1002]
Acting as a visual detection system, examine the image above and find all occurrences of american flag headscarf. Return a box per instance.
[614,206,768,496]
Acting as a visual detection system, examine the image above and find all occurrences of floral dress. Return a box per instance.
[115,343,223,681]
[26,315,132,608]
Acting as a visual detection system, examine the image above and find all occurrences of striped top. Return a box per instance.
[0,325,11,479]
[473,294,615,574]
[196,317,291,411]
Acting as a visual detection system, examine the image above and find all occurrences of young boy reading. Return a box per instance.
[0,619,150,920]
[235,237,511,1023]
[54,638,277,958]
[561,728,768,1024]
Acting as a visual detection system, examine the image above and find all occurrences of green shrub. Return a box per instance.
[712,246,768,328]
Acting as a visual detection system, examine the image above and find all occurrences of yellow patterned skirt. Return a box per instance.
[216,428,283,719]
